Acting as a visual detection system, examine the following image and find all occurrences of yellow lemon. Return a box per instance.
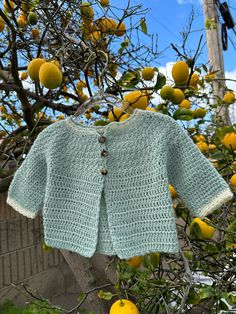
[160,85,174,100]
[208,143,217,150]
[193,108,207,119]
[114,21,126,36]
[108,107,123,122]
[189,73,200,88]
[39,63,63,89]
[145,106,156,112]
[27,58,46,81]
[223,91,235,104]
[76,80,87,90]
[85,112,91,119]
[222,132,236,151]
[57,115,65,120]
[179,99,191,109]
[190,217,215,239]
[142,67,155,80]
[50,59,61,69]
[119,113,131,122]
[172,88,185,104]
[80,2,94,19]
[96,17,117,34]
[169,184,177,198]
[123,91,148,110]
[230,174,236,187]
[196,141,208,152]
[109,299,139,314]
[17,15,27,27]
[89,30,102,46]
[126,256,142,268]
[0,17,5,32]
[99,0,109,6]
[4,0,15,12]
[172,60,189,85]
[20,72,28,80]
[31,28,40,38]
[193,134,206,142]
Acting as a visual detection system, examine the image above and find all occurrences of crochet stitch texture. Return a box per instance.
[6,108,234,259]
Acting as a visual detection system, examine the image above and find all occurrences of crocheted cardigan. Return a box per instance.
[6,108,234,260]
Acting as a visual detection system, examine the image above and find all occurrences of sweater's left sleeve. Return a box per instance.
[166,117,234,219]
[6,132,47,219]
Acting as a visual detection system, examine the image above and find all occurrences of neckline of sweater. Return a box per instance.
[64,107,142,134]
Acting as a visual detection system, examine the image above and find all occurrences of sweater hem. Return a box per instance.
[198,188,234,219]
[44,237,180,259]
[6,195,38,219]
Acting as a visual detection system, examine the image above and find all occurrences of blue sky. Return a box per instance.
[130,0,236,72]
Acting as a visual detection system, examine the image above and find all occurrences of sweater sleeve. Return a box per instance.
[166,117,234,219]
[6,132,47,219]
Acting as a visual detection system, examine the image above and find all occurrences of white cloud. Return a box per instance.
[177,0,194,4]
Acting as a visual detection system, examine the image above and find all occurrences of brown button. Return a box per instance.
[101,149,108,157]
[98,135,106,143]
[101,168,108,175]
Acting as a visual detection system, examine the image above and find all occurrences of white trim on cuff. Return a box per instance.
[198,188,234,219]
[6,195,38,219]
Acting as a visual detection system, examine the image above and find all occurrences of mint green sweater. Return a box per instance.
[6,109,234,259]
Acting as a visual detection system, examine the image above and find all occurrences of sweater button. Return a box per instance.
[101,168,108,175]
[101,149,108,157]
[98,135,106,143]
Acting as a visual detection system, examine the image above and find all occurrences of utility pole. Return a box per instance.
[202,0,231,125]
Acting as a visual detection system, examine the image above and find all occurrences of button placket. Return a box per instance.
[98,135,108,175]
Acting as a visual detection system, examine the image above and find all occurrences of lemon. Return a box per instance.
[172,60,189,85]
[169,184,177,198]
[196,141,208,152]
[179,99,191,109]
[108,107,123,121]
[126,256,142,268]
[39,62,63,89]
[230,174,236,187]
[189,73,200,88]
[145,106,156,112]
[223,91,235,104]
[115,21,126,36]
[4,0,15,12]
[190,217,215,239]
[96,17,117,34]
[160,85,174,100]
[17,15,27,27]
[20,72,28,80]
[99,0,109,6]
[222,132,236,151]
[193,108,207,119]
[208,143,217,150]
[119,113,130,122]
[123,91,148,110]
[28,11,38,25]
[172,88,185,104]
[27,58,46,81]
[0,17,5,32]
[194,134,206,142]
[31,28,40,38]
[109,299,139,314]
[141,67,155,80]
[80,2,94,19]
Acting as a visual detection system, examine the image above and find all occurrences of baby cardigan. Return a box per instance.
[6,108,234,260]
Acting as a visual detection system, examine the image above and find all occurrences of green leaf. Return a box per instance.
[140,18,147,34]
[94,120,109,126]
[118,38,130,53]
[173,108,194,121]
[198,286,215,300]
[219,299,229,311]
[97,290,114,301]
[154,73,166,90]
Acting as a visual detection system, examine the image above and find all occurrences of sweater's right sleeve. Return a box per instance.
[6,132,47,219]
[166,116,234,219]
